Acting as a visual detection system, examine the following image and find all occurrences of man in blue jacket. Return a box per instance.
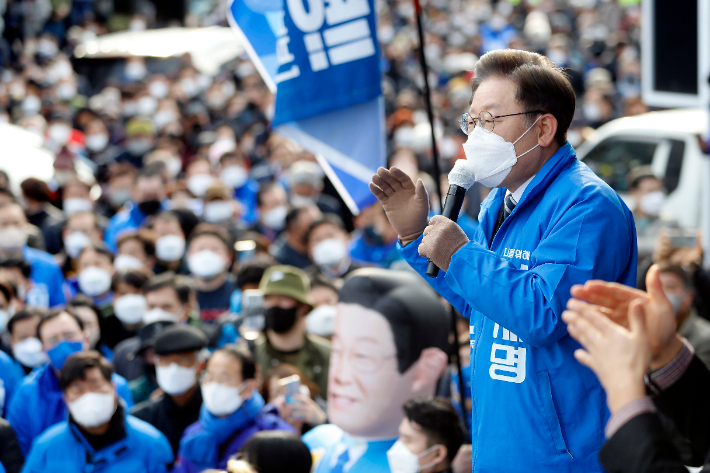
[8,310,134,455]
[0,203,68,308]
[104,166,168,253]
[22,351,172,473]
[370,49,637,472]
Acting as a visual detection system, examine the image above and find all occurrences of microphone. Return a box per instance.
[427,160,476,278]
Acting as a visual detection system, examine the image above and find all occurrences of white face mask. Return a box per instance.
[143,307,180,325]
[220,166,249,189]
[305,305,337,337]
[13,337,48,367]
[461,115,542,188]
[201,382,246,416]
[156,362,198,395]
[0,227,28,253]
[63,198,93,217]
[148,81,169,99]
[137,96,158,116]
[113,254,144,271]
[639,190,665,217]
[155,235,186,262]
[0,309,8,334]
[67,392,117,428]
[166,158,183,178]
[187,174,215,198]
[386,440,442,473]
[154,110,178,130]
[85,133,109,152]
[262,205,287,231]
[48,123,72,145]
[78,266,113,297]
[113,294,147,325]
[312,238,348,267]
[204,201,234,223]
[188,250,226,280]
[64,231,91,259]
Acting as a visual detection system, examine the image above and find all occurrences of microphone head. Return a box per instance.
[448,159,476,189]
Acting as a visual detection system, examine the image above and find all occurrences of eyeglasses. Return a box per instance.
[459,110,545,135]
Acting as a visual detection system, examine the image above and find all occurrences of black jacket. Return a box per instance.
[130,387,202,456]
[0,418,24,473]
[600,356,710,472]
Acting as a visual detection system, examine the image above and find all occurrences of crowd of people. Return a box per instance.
[0,0,700,472]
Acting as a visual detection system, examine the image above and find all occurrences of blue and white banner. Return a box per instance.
[228,0,384,213]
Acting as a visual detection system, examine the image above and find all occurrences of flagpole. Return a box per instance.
[413,0,467,430]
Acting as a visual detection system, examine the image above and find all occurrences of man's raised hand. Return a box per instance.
[369,167,430,245]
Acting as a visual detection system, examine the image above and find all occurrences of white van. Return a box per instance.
[576,108,709,229]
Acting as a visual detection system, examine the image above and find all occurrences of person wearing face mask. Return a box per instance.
[20,178,64,237]
[104,166,168,253]
[0,203,68,308]
[306,216,361,279]
[71,244,116,308]
[249,183,289,243]
[186,224,238,322]
[185,158,218,200]
[371,50,637,472]
[627,167,676,261]
[21,352,173,473]
[218,151,259,226]
[255,266,330,397]
[271,206,322,270]
[113,117,157,169]
[132,325,207,456]
[288,160,343,220]
[152,210,193,276]
[658,264,710,369]
[98,164,137,218]
[0,281,22,420]
[83,118,113,160]
[67,297,113,361]
[115,230,156,272]
[349,202,403,269]
[7,310,134,455]
[202,185,244,238]
[59,211,103,277]
[387,397,467,473]
[172,345,294,473]
[6,308,46,375]
[43,178,102,256]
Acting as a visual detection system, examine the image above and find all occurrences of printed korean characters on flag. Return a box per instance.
[272,0,382,126]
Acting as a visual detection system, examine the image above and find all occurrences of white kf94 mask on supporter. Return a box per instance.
[462,115,542,188]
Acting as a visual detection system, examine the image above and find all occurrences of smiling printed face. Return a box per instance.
[327,303,417,438]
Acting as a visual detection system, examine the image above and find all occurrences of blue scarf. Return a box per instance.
[180,392,265,469]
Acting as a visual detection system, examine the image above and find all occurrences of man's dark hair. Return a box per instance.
[471,49,575,147]
[305,214,346,245]
[143,272,194,305]
[7,307,47,336]
[215,344,256,380]
[240,431,312,473]
[339,268,449,373]
[0,187,15,202]
[59,351,113,391]
[137,163,167,185]
[403,397,467,464]
[218,150,245,166]
[0,256,32,279]
[309,272,338,294]
[256,181,283,207]
[66,211,99,230]
[112,268,152,292]
[77,243,114,263]
[155,209,199,240]
[189,223,232,253]
[20,178,51,203]
[66,295,102,320]
[657,263,692,289]
[237,260,273,290]
[37,309,85,340]
[627,166,660,191]
[0,279,16,303]
[116,229,156,258]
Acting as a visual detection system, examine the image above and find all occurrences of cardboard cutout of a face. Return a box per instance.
[328,269,450,439]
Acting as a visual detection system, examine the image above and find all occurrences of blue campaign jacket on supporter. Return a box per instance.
[399,142,637,472]
[349,231,402,268]
[303,424,395,473]
[21,412,173,473]
[23,246,68,308]
[104,202,166,253]
[0,351,21,419]
[8,363,135,455]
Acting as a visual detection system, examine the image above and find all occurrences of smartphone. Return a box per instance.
[240,289,264,341]
[668,229,697,248]
[279,375,301,405]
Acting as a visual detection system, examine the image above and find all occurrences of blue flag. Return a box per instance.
[228,0,384,213]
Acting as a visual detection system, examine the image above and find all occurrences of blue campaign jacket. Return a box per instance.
[303,424,395,473]
[0,350,21,419]
[234,178,259,226]
[23,246,68,308]
[399,143,637,472]
[104,201,167,253]
[8,363,135,455]
[21,413,173,473]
